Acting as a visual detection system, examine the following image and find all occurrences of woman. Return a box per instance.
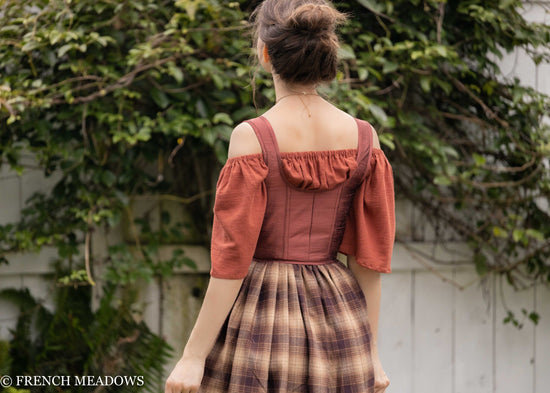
[165,0,395,392]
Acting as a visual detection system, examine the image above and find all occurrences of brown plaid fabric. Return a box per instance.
[199,260,375,392]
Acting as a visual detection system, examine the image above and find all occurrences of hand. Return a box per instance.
[164,355,205,393]
[372,356,390,392]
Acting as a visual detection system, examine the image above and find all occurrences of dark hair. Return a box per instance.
[251,0,347,86]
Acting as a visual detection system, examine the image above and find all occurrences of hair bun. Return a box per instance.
[252,0,348,85]
[287,3,345,33]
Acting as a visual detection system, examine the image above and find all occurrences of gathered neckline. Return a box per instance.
[280,148,357,158]
[225,147,385,164]
[226,116,375,192]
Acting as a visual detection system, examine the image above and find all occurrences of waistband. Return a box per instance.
[252,257,337,266]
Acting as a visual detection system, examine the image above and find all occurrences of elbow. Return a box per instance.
[347,255,382,278]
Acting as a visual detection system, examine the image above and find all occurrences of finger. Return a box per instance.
[374,380,390,390]
[165,381,181,393]
[378,380,389,388]
[375,383,389,393]
[169,383,180,393]
[189,385,199,393]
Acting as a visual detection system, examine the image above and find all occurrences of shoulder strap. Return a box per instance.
[348,118,373,186]
[244,117,279,172]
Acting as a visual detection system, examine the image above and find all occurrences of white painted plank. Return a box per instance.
[498,47,537,88]
[0,161,17,180]
[395,198,413,242]
[391,242,473,272]
[535,283,550,393]
[454,271,493,393]
[526,14,550,393]
[20,169,62,205]
[494,276,535,393]
[1,247,59,275]
[521,2,549,23]
[379,272,413,393]
[0,176,21,224]
[162,274,208,376]
[410,204,428,242]
[135,278,161,335]
[21,274,56,313]
[502,3,548,92]
[537,62,550,96]
[0,275,22,341]
[159,245,212,274]
[413,271,454,393]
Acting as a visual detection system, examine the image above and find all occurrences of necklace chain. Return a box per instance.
[275,92,319,103]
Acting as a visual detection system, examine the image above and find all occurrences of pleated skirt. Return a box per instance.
[199,259,375,393]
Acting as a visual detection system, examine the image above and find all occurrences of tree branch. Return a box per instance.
[444,70,509,128]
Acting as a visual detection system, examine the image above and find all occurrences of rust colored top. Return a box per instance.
[210,116,395,279]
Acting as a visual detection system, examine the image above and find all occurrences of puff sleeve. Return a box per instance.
[339,149,396,273]
[210,155,268,279]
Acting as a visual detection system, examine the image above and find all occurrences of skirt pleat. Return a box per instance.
[199,260,375,393]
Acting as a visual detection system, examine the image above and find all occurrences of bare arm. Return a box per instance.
[183,122,261,360]
[343,128,391,392]
[348,255,390,391]
[183,277,243,359]
[166,123,261,393]
[347,255,382,356]
[347,123,385,353]
[165,277,243,393]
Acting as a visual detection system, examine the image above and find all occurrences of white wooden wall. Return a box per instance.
[380,4,550,391]
[380,241,550,393]
[0,2,549,392]
[0,154,61,339]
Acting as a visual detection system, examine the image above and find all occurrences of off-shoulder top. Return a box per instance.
[210,119,395,279]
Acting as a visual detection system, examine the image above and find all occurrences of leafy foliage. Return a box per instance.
[0,0,548,359]
[330,0,550,292]
[0,266,171,392]
[0,0,253,260]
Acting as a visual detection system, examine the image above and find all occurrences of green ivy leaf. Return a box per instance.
[57,44,73,57]
[151,88,170,109]
[357,0,385,13]
[512,229,523,243]
[493,227,508,238]
[420,76,431,93]
[474,253,488,275]
[434,175,452,186]
[382,61,399,74]
[528,311,540,325]
[339,44,356,60]
[101,171,117,187]
[525,229,544,241]
[212,112,233,125]
[368,104,389,126]
[472,153,486,166]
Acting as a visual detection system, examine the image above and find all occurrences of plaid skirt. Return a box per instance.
[199,259,375,393]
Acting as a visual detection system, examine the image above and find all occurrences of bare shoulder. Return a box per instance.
[344,110,381,150]
[227,122,262,159]
[332,108,382,150]
[371,125,381,149]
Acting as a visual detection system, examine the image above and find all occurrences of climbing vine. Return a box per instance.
[0,0,548,368]
[334,0,550,296]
